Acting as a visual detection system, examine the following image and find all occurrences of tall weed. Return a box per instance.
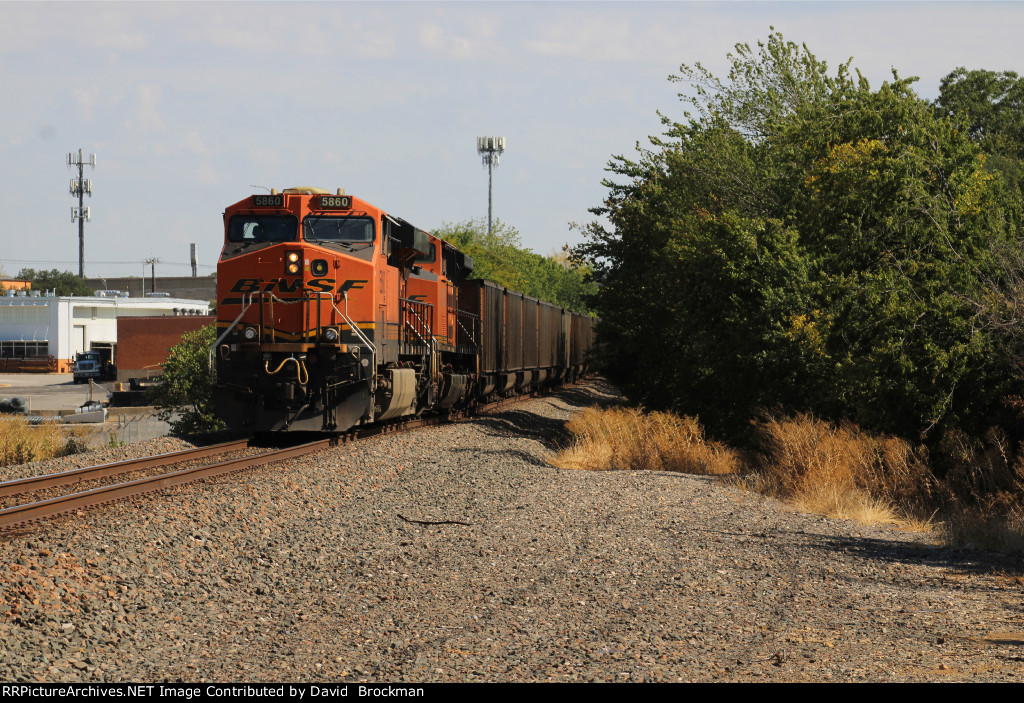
[0,415,91,468]
[754,414,938,526]
[930,428,1024,551]
[550,406,743,475]
[554,405,1024,552]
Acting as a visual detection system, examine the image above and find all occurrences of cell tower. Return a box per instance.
[476,136,505,236]
[68,148,96,278]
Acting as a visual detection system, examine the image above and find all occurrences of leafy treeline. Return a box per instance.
[934,67,1024,196]
[13,268,92,296]
[577,31,1024,446]
[434,219,596,313]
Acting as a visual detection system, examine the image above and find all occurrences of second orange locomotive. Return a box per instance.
[213,187,592,432]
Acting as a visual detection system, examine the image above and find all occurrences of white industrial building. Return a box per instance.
[0,290,209,372]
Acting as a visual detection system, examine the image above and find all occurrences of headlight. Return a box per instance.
[323,327,339,342]
[243,326,258,341]
[285,250,301,275]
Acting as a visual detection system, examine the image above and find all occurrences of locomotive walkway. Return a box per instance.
[1,380,1022,682]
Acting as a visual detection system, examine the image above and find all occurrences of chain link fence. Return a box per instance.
[105,412,171,445]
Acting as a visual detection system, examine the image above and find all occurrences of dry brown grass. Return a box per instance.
[941,502,1024,552]
[549,406,743,475]
[0,414,91,468]
[754,414,938,527]
[930,428,1024,552]
[757,417,1024,546]
[552,405,1024,552]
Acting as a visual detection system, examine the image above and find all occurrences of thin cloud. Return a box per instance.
[73,86,103,120]
[524,14,643,63]
[0,4,148,52]
[3,1,1024,275]
[130,83,166,134]
[417,19,504,61]
[193,163,223,186]
[181,131,217,158]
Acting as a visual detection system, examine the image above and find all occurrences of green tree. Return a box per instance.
[933,67,1024,196]
[434,219,596,312]
[934,68,1024,156]
[148,325,225,435]
[435,219,529,290]
[934,70,1024,384]
[578,31,1020,443]
[16,268,92,296]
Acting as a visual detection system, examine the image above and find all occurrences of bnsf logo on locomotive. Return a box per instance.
[227,278,368,294]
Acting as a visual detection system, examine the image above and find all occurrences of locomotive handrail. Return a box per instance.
[341,292,377,354]
[308,291,378,359]
[403,322,429,347]
[403,318,430,347]
[209,293,254,377]
[398,296,440,399]
[259,291,305,343]
[399,297,433,348]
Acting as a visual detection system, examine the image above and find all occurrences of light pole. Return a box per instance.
[145,257,159,294]
[476,136,505,236]
[68,149,96,278]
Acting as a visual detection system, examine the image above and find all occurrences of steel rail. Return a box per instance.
[0,379,591,532]
[0,439,334,531]
[0,438,252,499]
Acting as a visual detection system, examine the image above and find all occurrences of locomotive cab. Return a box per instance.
[214,188,430,431]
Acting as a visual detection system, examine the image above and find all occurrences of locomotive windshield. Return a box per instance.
[303,215,375,243]
[228,215,298,243]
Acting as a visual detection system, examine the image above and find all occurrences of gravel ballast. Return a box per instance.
[1,380,1022,683]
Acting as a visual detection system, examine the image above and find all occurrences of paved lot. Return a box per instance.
[0,373,111,412]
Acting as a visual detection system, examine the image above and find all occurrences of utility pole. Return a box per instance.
[476,136,505,236]
[68,149,96,278]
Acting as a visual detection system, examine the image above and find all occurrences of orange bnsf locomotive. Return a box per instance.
[212,187,594,432]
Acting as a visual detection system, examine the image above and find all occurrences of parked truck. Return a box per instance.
[73,351,109,384]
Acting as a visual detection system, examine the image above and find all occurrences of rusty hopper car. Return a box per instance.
[212,187,594,433]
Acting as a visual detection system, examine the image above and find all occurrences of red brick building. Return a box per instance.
[116,316,214,382]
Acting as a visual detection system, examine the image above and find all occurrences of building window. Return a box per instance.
[0,341,49,358]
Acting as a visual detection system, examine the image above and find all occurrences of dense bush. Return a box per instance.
[577,31,1024,446]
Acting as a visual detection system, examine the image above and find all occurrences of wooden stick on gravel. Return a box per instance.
[397,513,471,526]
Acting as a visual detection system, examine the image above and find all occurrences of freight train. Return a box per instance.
[212,187,594,432]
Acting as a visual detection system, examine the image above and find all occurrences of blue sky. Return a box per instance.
[2,1,1023,279]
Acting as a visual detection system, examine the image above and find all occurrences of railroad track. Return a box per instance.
[0,387,572,532]
[0,438,252,502]
[0,438,327,532]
